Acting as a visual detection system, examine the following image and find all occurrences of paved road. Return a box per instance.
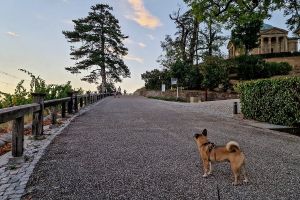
[23,96,300,200]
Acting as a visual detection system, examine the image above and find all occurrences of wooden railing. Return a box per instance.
[0,92,111,157]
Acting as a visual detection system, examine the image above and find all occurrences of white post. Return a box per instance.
[176,86,179,100]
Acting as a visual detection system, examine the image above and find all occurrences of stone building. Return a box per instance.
[228,24,299,58]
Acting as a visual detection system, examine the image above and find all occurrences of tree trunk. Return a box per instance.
[101,21,106,93]
[189,18,199,65]
[208,19,213,56]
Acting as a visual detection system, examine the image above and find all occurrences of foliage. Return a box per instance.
[237,77,300,127]
[264,62,293,76]
[62,4,130,92]
[234,55,292,80]
[258,51,300,58]
[283,0,300,32]
[169,60,202,89]
[231,17,263,54]
[200,56,230,90]
[186,0,300,32]
[158,9,226,67]
[198,16,227,57]
[0,70,78,108]
[141,69,171,90]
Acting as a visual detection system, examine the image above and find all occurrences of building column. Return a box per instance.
[284,37,288,52]
[276,37,279,52]
[268,37,272,53]
[260,37,264,54]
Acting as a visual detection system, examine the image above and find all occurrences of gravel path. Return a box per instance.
[23,96,300,200]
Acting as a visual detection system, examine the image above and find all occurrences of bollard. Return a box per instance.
[233,102,238,114]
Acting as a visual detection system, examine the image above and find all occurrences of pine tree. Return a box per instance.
[62,4,130,92]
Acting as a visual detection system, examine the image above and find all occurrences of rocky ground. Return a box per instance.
[21,96,300,200]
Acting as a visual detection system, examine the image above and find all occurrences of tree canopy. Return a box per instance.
[62,4,130,92]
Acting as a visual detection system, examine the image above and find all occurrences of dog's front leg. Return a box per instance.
[207,162,212,175]
[202,160,210,177]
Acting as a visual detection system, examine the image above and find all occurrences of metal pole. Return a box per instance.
[233,102,238,114]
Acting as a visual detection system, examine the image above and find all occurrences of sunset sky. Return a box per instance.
[0,0,292,94]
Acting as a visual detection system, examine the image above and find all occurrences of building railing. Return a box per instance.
[0,92,111,157]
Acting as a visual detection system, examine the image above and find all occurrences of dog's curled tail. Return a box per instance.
[226,141,240,152]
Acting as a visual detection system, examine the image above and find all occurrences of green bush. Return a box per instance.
[264,62,292,76]
[200,56,230,90]
[259,51,300,59]
[235,55,292,80]
[237,77,300,127]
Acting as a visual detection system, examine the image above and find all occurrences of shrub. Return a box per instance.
[259,51,300,59]
[200,56,230,90]
[234,55,292,80]
[141,69,171,90]
[237,77,300,127]
[264,62,292,76]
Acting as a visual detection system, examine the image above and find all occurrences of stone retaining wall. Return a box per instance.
[138,89,239,102]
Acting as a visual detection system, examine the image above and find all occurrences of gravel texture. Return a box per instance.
[23,96,300,200]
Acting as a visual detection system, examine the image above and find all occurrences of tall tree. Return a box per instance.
[284,0,300,32]
[198,16,227,57]
[158,9,225,67]
[231,16,263,54]
[63,4,130,92]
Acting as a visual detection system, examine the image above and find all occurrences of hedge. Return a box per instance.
[234,55,293,80]
[259,51,300,59]
[237,77,300,127]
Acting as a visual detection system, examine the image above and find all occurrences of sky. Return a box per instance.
[0,0,294,94]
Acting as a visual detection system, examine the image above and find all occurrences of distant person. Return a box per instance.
[123,90,127,95]
[114,88,117,98]
[117,86,121,98]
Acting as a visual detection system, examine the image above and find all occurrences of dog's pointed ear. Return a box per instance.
[202,129,207,136]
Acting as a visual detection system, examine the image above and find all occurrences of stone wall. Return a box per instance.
[137,89,239,102]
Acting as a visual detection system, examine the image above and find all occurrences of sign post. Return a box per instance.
[171,78,179,100]
[161,84,166,92]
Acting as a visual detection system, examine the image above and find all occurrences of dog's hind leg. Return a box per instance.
[231,164,240,186]
[241,164,249,183]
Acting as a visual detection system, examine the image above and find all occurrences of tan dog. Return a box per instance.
[194,129,248,185]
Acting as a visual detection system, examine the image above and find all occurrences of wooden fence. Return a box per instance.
[0,92,110,157]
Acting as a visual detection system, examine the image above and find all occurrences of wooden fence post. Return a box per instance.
[74,91,78,113]
[80,96,83,108]
[51,107,57,125]
[12,116,24,157]
[61,101,66,118]
[67,92,74,114]
[32,93,46,137]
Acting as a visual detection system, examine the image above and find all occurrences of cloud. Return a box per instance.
[127,0,162,29]
[138,42,146,48]
[147,34,155,40]
[124,55,144,63]
[6,32,19,37]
